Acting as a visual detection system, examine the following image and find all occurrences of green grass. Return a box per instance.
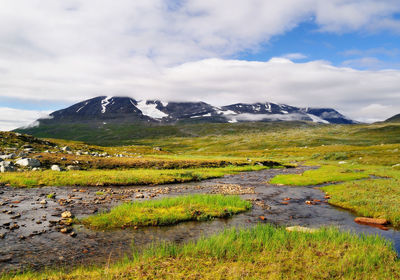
[322,177,400,227]
[81,194,251,229]
[5,224,400,279]
[0,165,266,187]
[270,165,370,186]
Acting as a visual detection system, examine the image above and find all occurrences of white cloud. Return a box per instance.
[282,53,308,60]
[0,0,400,130]
[0,108,51,131]
[355,104,399,123]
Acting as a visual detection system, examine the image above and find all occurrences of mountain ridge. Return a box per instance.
[385,114,400,123]
[28,96,356,126]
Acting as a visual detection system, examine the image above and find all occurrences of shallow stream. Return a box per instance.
[1,166,400,273]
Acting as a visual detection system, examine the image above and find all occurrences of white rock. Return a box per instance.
[62,146,71,152]
[51,165,61,171]
[0,153,16,160]
[16,158,41,168]
[0,161,15,172]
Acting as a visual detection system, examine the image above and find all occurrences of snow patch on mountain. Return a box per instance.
[101,97,112,114]
[307,114,330,124]
[136,100,168,119]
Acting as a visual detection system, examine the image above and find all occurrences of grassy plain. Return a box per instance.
[5,224,400,280]
[81,194,251,229]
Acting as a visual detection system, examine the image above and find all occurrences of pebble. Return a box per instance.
[10,224,20,230]
[40,199,47,204]
[61,211,72,218]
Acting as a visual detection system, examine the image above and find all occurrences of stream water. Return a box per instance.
[1,166,400,273]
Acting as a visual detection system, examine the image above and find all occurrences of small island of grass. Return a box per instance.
[80,194,252,229]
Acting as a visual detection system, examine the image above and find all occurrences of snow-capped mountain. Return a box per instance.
[33,96,356,125]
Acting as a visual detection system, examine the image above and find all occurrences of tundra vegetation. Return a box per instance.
[2,121,400,278]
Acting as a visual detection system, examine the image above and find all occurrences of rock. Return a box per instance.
[16,158,41,168]
[0,256,12,263]
[32,167,41,171]
[61,146,71,152]
[60,227,72,234]
[354,217,388,225]
[9,224,19,230]
[135,194,145,199]
[0,161,16,172]
[66,165,80,171]
[61,211,72,218]
[10,213,21,219]
[0,153,16,160]
[0,233,5,239]
[286,226,318,233]
[51,165,61,171]
[40,199,47,205]
[70,232,77,237]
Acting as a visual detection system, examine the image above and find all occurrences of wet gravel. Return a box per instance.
[1,166,400,273]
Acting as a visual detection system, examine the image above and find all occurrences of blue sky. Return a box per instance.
[238,21,400,69]
[1,0,400,130]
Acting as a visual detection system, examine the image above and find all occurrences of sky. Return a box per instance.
[1,0,400,130]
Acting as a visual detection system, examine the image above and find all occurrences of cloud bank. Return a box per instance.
[0,0,400,129]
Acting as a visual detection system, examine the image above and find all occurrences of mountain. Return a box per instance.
[385,114,400,123]
[29,96,356,125]
[14,96,356,145]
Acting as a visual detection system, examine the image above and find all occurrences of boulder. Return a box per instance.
[16,158,41,168]
[51,165,61,171]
